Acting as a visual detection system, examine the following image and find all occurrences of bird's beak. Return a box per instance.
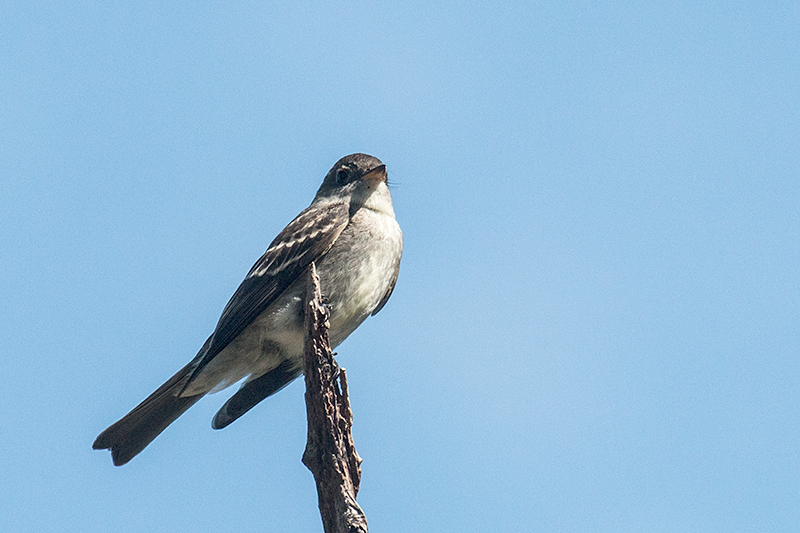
[363,164,387,183]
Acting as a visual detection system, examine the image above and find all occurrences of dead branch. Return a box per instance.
[302,262,368,533]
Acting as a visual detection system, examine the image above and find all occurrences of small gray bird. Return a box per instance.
[93,153,403,466]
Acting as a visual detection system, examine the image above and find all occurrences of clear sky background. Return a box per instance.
[2,2,798,532]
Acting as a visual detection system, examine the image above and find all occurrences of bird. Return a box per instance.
[93,153,403,466]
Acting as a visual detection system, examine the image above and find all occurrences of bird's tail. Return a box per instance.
[93,361,205,466]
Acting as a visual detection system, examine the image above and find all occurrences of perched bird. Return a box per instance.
[93,153,403,466]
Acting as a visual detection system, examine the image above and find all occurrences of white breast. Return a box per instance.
[318,205,403,347]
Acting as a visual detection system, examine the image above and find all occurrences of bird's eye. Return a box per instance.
[336,169,348,184]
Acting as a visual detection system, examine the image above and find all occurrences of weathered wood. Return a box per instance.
[302,263,368,533]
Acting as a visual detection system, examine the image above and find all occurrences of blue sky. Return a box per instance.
[2,2,798,531]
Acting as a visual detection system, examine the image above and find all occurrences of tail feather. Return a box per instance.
[93,362,205,466]
[212,359,301,430]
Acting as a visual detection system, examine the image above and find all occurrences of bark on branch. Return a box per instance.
[302,262,368,533]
